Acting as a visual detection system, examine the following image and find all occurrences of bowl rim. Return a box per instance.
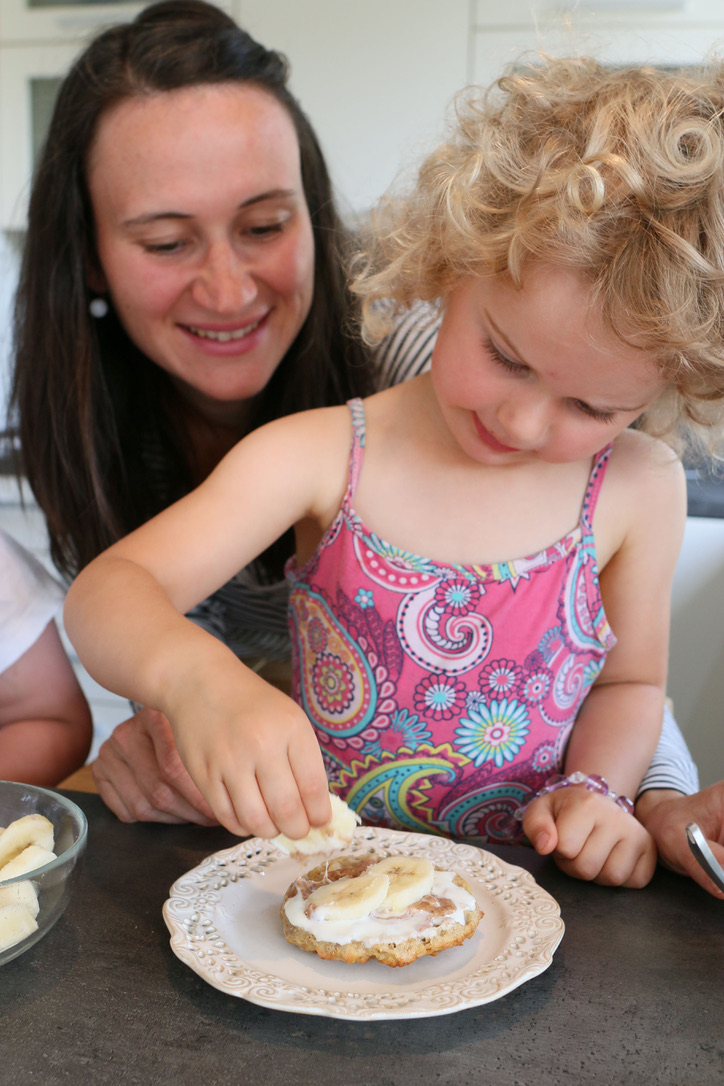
[0,780,88,887]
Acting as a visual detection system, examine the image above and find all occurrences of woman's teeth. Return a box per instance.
[188,320,261,342]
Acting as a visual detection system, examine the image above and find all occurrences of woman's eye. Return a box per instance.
[247,221,285,238]
[143,240,186,254]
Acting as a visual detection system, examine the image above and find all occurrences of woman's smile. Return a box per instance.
[179,312,270,354]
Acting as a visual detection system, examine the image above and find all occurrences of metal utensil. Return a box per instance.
[686,822,724,894]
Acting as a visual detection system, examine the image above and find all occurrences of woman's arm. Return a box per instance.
[0,620,92,785]
[638,701,700,795]
[65,408,349,838]
[636,784,724,898]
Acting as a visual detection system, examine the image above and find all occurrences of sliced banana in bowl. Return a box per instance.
[0,781,87,966]
[0,816,56,954]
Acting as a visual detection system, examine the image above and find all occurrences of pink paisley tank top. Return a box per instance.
[286,399,616,845]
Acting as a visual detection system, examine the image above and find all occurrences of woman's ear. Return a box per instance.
[85,250,107,295]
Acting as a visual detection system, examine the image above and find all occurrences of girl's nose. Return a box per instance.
[191,243,257,313]
[496,393,550,449]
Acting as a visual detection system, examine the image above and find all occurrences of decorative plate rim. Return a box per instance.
[163,827,564,1021]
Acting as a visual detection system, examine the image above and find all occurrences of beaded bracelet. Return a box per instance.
[513,771,635,822]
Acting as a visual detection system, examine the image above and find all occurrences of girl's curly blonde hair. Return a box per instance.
[353,55,724,452]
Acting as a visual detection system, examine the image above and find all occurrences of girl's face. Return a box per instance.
[431,266,667,466]
[87,83,315,426]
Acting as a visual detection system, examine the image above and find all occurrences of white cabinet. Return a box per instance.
[471,0,724,86]
[239,0,469,216]
[0,41,81,229]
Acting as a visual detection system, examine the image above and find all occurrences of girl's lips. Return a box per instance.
[472,413,520,454]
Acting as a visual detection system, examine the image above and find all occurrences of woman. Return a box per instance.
[10,1,719,890]
[12,0,432,818]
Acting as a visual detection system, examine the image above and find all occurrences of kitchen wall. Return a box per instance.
[1,0,723,780]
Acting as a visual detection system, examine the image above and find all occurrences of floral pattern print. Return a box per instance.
[312,653,354,715]
[455,699,531,768]
[287,400,615,845]
[478,658,525,699]
[414,673,467,720]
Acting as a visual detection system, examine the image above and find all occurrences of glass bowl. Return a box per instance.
[0,780,87,966]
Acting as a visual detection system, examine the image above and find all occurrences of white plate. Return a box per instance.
[163,827,564,1021]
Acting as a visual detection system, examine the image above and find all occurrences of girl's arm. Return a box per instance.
[524,433,687,885]
[65,408,350,839]
[0,620,92,786]
[566,435,687,788]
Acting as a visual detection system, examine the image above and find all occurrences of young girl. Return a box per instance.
[65,57,724,886]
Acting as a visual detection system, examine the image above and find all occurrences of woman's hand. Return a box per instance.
[523,787,657,887]
[636,785,724,899]
[93,707,218,825]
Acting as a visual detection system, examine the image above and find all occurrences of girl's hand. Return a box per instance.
[522,787,657,888]
[165,665,332,841]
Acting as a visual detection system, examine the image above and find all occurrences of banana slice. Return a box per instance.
[0,879,39,918]
[0,903,38,953]
[0,814,54,869]
[367,856,435,915]
[305,872,390,922]
[0,844,56,882]
[273,794,361,857]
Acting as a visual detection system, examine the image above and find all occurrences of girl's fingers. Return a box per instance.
[289,740,332,830]
[552,814,657,887]
[198,769,272,838]
[252,760,315,840]
[522,797,560,855]
[553,825,610,882]
[594,833,656,888]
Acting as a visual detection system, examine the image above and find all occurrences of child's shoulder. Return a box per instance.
[602,429,686,537]
[608,428,684,489]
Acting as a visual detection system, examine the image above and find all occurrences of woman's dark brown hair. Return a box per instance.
[11,0,373,578]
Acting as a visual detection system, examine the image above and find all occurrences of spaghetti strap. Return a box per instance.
[344,398,366,506]
[581,443,613,528]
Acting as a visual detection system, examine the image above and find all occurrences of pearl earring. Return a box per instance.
[89,297,109,319]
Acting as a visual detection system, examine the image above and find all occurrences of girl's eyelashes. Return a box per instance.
[485,336,618,424]
[572,400,616,423]
[485,337,528,374]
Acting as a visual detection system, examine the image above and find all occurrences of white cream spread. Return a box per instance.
[283,869,476,948]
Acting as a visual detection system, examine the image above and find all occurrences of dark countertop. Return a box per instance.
[1,792,722,1086]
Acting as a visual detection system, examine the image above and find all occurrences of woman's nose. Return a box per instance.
[191,244,257,312]
[496,392,550,448]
